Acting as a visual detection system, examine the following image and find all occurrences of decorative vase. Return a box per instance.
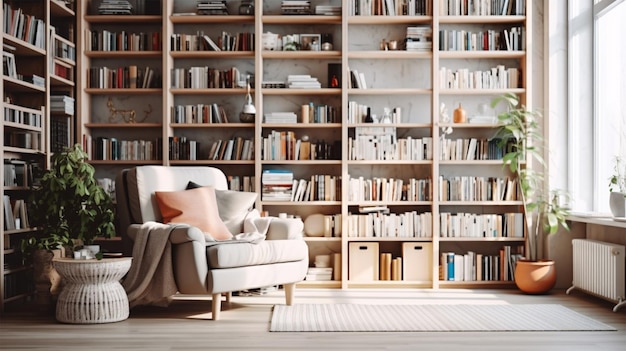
[453,103,467,123]
[609,192,626,218]
[514,259,557,294]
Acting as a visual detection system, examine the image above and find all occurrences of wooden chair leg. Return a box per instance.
[284,283,295,306]
[224,291,231,303]
[212,293,221,320]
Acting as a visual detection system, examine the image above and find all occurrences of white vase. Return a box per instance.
[609,192,626,217]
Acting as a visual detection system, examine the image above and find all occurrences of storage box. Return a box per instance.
[349,242,379,281]
[402,242,432,281]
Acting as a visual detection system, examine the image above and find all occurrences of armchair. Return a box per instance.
[115,166,308,320]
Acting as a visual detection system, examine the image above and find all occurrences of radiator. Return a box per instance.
[566,239,626,312]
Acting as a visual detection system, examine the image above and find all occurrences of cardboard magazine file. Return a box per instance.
[348,242,379,282]
[402,242,432,281]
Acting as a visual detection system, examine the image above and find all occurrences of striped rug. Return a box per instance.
[270,304,616,332]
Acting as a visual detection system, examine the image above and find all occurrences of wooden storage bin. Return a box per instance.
[349,242,379,281]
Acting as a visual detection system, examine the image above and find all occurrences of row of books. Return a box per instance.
[346,211,433,238]
[171,31,254,52]
[3,105,43,128]
[347,103,403,124]
[440,246,523,282]
[171,66,242,89]
[3,271,32,299]
[380,253,403,280]
[439,27,525,52]
[226,175,255,192]
[261,132,341,161]
[3,195,29,230]
[89,137,160,161]
[208,137,254,161]
[349,0,433,16]
[438,175,518,202]
[439,137,513,161]
[87,66,160,89]
[441,0,526,16]
[3,159,33,187]
[168,136,199,161]
[52,33,76,61]
[87,30,161,52]
[347,176,433,202]
[171,103,229,124]
[439,212,525,238]
[5,131,40,151]
[348,69,368,89]
[2,3,46,49]
[51,116,71,153]
[290,175,341,202]
[348,136,434,161]
[439,65,520,90]
[300,103,339,124]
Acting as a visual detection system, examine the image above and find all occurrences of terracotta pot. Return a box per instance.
[514,259,556,294]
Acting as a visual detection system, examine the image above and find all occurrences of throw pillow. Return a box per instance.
[187,181,258,234]
[154,186,232,241]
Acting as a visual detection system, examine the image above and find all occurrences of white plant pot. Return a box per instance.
[609,192,626,218]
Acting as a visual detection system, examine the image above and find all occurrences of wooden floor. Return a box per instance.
[1,288,626,350]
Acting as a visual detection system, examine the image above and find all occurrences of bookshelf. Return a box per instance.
[76,0,532,291]
[1,0,77,312]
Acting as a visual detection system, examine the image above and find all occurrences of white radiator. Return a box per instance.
[566,239,626,312]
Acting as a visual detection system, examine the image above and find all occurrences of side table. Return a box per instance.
[53,257,132,324]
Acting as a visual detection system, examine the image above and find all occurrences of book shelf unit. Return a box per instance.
[1,0,76,312]
[76,0,532,291]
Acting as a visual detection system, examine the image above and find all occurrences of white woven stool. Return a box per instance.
[53,257,132,324]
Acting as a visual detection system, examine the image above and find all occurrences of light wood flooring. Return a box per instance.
[1,288,626,351]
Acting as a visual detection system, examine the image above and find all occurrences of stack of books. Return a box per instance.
[264,112,297,123]
[98,0,133,15]
[287,75,321,89]
[262,169,294,201]
[315,5,341,15]
[281,1,311,15]
[405,26,433,52]
[50,95,75,115]
[25,74,45,87]
[197,1,229,15]
[305,267,333,281]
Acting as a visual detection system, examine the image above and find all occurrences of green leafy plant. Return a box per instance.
[609,156,626,193]
[25,144,115,254]
[492,93,570,261]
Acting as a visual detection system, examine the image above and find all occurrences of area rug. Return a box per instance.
[270,304,616,332]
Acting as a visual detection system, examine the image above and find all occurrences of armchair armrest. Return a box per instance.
[266,217,304,240]
[127,223,206,245]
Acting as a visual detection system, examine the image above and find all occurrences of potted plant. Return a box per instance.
[608,156,626,217]
[27,144,116,257]
[492,93,571,294]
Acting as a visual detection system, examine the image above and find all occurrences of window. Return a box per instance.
[594,0,626,212]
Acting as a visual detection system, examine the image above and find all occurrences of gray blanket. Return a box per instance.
[122,221,181,308]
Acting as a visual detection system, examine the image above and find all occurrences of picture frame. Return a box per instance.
[2,52,16,78]
[300,34,321,51]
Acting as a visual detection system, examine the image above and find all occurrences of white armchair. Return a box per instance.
[115,166,308,320]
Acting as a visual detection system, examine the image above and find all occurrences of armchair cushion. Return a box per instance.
[207,239,309,269]
[154,186,233,241]
[187,181,257,234]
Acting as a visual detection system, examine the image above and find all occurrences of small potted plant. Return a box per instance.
[27,144,116,258]
[608,156,626,218]
[492,93,571,294]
